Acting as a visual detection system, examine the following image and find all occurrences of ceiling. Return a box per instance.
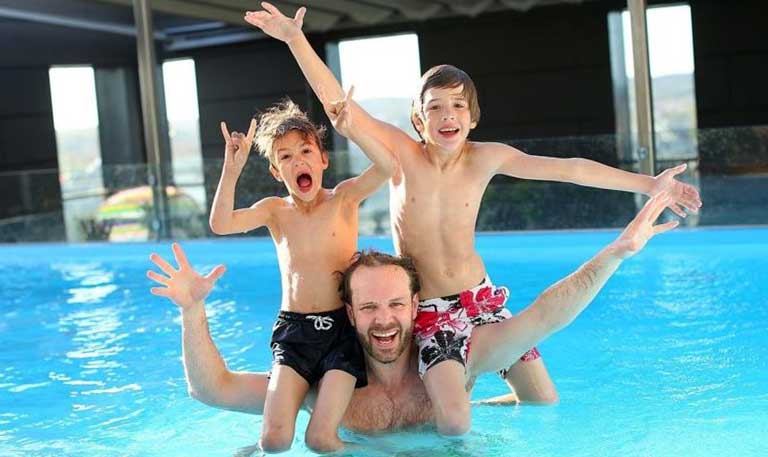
[0,0,590,51]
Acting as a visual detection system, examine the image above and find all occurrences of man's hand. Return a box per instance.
[648,163,702,218]
[322,85,355,138]
[244,2,305,44]
[147,243,226,311]
[612,191,679,259]
[220,118,257,176]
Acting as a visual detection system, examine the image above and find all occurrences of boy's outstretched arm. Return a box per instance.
[244,2,412,155]
[209,119,278,235]
[468,192,680,376]
[493,144,702,217]
[147,243,269,414]
[326,86,397,203]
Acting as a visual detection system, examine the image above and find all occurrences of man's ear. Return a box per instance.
[269,163,282,182]
[345,302,356,327]
[411,293,419,320]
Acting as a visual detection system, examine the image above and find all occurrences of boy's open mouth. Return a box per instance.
[296,173,313,193]
[370,327,399,349]
[438,127,460,138]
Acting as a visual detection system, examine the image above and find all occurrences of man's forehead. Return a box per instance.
[349,265,411,301]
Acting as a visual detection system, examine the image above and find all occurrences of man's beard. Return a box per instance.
[357,322,412,364]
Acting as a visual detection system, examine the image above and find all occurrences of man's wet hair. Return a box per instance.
[254,98,327,165]
[338,249,420,305]
[411,64,481,139]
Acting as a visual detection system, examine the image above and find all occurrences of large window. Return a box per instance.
[336,33,421,234]
[49,66,104,242]
[609,4,698,166]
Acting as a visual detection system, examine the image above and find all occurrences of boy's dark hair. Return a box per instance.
[411,64,481,138]
[254,98,327,165]
[338,249,420,305]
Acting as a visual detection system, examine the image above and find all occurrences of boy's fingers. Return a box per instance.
[346,84,355,101]
[261,2,282,17]
[246,118,257,142]
[149,253,176,276]
[294,6,306,26]
[220,121,230,140]
[146,270,170,286]
[670,163,687,176]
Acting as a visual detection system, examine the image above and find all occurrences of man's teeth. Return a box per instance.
[372,329,398,338]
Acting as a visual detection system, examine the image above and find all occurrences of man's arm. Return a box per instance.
[467,192,680,376]
[210,120,277,235]
[148,243,269,414]
[493,143,702,217]
[244,3,414,156]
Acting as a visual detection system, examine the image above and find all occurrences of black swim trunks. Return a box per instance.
[270,307,367,388]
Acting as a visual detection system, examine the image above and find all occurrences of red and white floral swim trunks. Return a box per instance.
[414,277,541,377]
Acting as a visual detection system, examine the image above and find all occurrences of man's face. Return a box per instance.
[270,131,328,202]
[346,265,418,364]
[415,85,476,150]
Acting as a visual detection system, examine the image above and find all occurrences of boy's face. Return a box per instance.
[269,130,329,202]
[416,85,477,151]
[346,265,418,364]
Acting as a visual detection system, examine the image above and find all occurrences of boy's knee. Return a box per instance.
[259,426,294,453]
[436,404,471,436]
[305,429,342,453]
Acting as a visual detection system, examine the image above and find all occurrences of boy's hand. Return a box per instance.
[220,119,257,175]
[147,243,226,311]
[244,2,305,44]
[322,85,355,138]
[648,163,702,218]
[611,191,679,260]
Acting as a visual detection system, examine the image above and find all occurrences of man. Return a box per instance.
[147,191,678,440]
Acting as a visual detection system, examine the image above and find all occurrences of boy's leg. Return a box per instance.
[502,357,559,404]
[422,360,472,436]
[304,369,356,453]
[260,365,310,453]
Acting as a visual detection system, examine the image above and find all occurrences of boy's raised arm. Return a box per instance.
[210,119,277,235]
[493,143,702,217]
[326,86,397,203]
[244,2,412,155]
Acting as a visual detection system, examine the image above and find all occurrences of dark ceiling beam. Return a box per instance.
[198,0,342,31]
[91,0,247,26]
[0,4,166,38]
[358,0,443,21]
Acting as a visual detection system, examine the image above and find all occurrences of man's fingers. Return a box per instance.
[668,202,687,218]
[679,196,699,214]
[646,192,671,222]
[205,265,227,283]
[244,13,266,29]
[653,220,679,235]
[146,270,170,286]
[261,1,283,17]
[246,118,257,142]
[220,121,230,140]
[172,242,190,270]
[149,253,176,276]
[294,6,306,27]
[150,287,171,298]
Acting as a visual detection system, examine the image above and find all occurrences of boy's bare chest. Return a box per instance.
[273,202,357,256]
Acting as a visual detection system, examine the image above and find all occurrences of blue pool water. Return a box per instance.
[1,228,767,456]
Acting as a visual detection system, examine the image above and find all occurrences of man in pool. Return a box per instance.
[148,191,679,436]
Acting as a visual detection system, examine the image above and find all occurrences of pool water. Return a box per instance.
[1,228,766,456]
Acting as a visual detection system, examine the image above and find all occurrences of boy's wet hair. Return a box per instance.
[337,249,420,306]
[411,64,481,138]
[254,99,327,165]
